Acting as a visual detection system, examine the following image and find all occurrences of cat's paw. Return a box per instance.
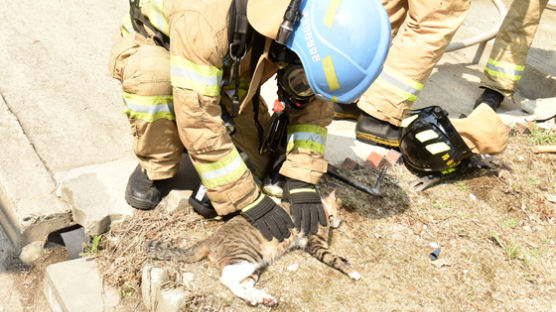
[262,295,277,307]
[244,288,277,307]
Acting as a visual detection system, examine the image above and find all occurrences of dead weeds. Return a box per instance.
[96,130,556,311]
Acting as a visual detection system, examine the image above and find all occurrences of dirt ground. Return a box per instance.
[6,125,554,312]
[92,123,556,312]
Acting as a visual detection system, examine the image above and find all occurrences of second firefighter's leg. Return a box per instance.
[477,0,549,110]
[356,0,471,146]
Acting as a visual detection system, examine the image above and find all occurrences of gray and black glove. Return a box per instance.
[241,194,294,242]
[283,179,327,234]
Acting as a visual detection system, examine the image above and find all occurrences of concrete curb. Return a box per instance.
[44,257,120,312]
[55,157,137,236]
[0,96,72,254]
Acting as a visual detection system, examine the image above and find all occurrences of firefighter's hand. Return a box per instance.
[283,179,327,234]
[241,194,294,242]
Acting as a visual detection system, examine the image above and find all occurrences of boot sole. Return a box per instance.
[125,193,159,210]
[356,130,400,148]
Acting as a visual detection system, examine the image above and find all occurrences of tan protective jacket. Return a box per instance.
[109,0,333,215]
[481,0,549,97]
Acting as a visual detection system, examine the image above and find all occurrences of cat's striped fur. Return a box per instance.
[147,190,360,307]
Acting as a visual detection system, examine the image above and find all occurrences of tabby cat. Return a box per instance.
[147,190,360,307]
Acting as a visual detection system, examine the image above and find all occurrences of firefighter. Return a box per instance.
[475,0,549,111]
[108,0,390,241]
[334,0,472,148]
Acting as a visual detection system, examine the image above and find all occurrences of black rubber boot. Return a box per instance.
[333,102,361,120]
[125,164,164,210]
[474,88,504,111]
[355,112,401,148]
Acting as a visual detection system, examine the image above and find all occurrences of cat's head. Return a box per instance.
[321,190,342,228]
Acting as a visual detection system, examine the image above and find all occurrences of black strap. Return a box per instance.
[129,0,170,50]
[226,0,251,117]
[228,0,250,62]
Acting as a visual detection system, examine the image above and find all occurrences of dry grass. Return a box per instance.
[97,132,556,312]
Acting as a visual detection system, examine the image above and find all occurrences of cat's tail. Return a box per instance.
[147,239,210,263]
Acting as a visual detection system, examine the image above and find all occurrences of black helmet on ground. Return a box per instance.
[399,106,472,174]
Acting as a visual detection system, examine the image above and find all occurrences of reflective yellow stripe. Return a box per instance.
[400,114,418,128]
[376,67,423,102]
[488,58,525,71]
[384,67,424,91]
[122,91,175,122]
[485,58,524,81]
[323,0,342,28]
[426,142,451,155]
[145,0,169,36]
[322,55,340,92]
[415,130,439,143]
[170,55,223,96]
[290,188,317,194]
[286,124,327,155]
[242,193,265,212]
[193,148,248,188]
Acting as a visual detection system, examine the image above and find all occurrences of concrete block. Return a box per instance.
[163,190,193,214]
[141,264,169,311]
[54,158,137,236]
[0,96,72,254]
[44,257,120,312]
[365,151,386,169]
[156,287,188,312]
[384,149,403,166]
[341,157,360,171]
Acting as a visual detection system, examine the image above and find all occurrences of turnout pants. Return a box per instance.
[108,33,271,182]
[480,0,549,97]
[358,0,471,126]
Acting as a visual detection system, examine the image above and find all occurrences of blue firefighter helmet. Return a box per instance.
[247,0,391,103]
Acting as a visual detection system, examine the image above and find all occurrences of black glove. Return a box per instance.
[241,194,294,242]
[283,179,327,234]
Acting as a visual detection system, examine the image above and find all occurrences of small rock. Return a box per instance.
[180,272,195,288]
[287,263,299,272]
[523,225,532,232]
[429,242,439,249]
[19,241,45,265]
[546,194,556,203]
[469,194,476,201]
[374,233,381,239]
[156,287,188,312]
[165,190,193,214]
[431,258,451,268]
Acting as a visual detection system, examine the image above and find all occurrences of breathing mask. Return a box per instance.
[270,43,314,107]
